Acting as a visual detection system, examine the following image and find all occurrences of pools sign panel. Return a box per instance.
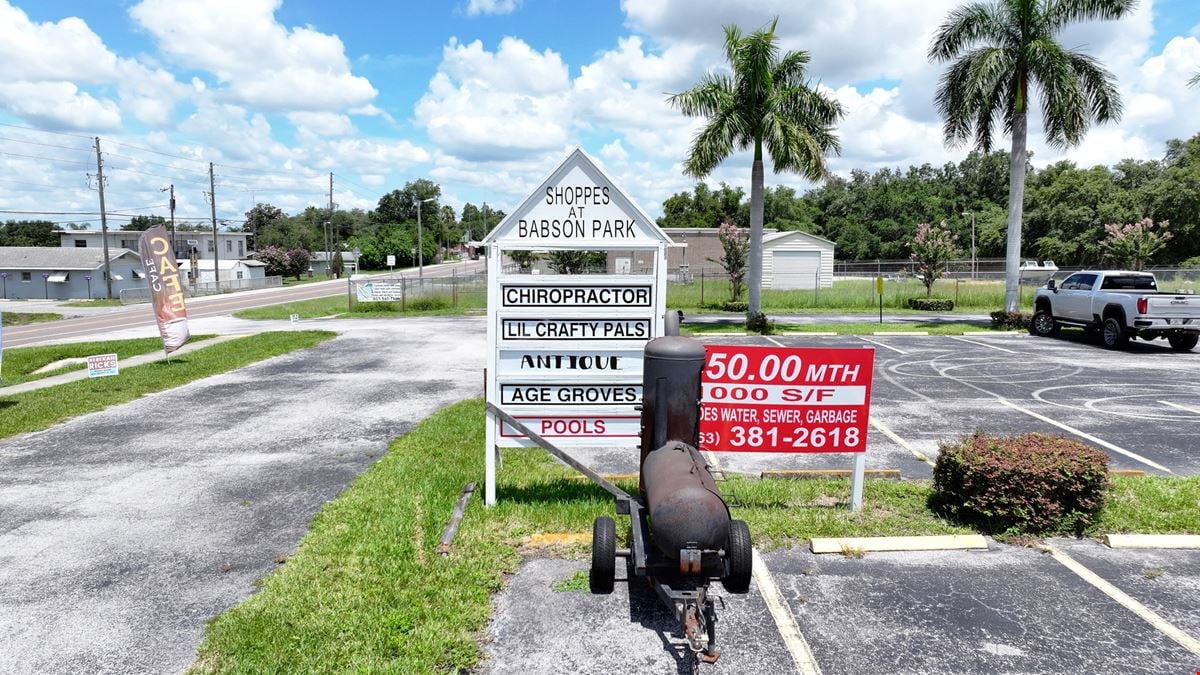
[482,148,676,505]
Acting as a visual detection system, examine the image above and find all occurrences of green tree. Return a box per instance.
[508,250,538,271]
[0,220,57,246]
[123,215,167,231]
[546,251,606,274]
[331,250,345,277]
[909,221,962,297]
[929,0,1133,311]
[709,222,749,301]
[670,17,844,317]
[374,179,441,225]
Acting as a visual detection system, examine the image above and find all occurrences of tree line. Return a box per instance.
[656,133,1200,267]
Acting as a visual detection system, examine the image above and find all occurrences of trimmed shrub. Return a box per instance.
[745,311,774,335]
[931,433,1109,534]
[722,301,749,312]
[907,297,954,311]
[990,310,1029,330]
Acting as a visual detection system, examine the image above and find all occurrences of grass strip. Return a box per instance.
[1095,475,1200,534]
[0,335,215,386]
[59,299,124,307]
[0,331,334,440]
[1,311,61,326]
[234,293,486,321]
[684,322,990,336]
[669,277,1017,313]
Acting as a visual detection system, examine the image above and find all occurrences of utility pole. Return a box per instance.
[327,172,334,266]
[94,137,113,299]
[162,184,176,257]
[209,162,219,288]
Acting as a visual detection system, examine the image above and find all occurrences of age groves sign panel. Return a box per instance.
[483,149,674,463]
[699,345,875,453]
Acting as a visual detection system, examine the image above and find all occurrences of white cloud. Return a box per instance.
[465,0,521,16]
[415,37,572,162]
[130,0,377,112]
[288,112,356,138]
[0,81,122,130]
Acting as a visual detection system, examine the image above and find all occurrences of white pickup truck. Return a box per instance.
[1030,270,1200,350]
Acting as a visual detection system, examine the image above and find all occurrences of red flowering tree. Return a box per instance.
[1099,218,1171,271]
[909,220,960,298]
[709,222,749,302]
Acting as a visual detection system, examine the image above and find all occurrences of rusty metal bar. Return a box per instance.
[486,402,632,502]
[437,482,475,555]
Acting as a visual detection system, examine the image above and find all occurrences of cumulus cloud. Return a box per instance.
[465,0,521,16]
[415,37,572,162]
[130,0,377,112]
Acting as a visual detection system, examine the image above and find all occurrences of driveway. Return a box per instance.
[0,316,486,674]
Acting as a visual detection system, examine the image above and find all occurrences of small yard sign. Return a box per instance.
[86,353,120,378]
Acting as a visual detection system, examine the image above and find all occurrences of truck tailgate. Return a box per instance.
[1145,294,1200,318]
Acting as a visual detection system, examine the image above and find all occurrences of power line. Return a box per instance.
[0,135,94,152]
[101,151,212,178]
[0,150,94,167]
[0,121,95,141]
[105,138,211,164]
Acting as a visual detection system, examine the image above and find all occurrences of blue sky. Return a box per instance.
[1,0,1197,229]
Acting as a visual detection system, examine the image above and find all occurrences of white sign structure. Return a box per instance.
[483,148,676,505]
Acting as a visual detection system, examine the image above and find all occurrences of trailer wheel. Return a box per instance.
[590,516,616,594]
[723,520,753,593]
[1168,334,1199,352]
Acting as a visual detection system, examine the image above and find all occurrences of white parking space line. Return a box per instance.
[857,336,907,355]
[997,400,1174,474]
[1159,400,1200,415]
[1042,544,1200,658]
[868,416,935,466]
[752,548,822,675]
[949,335,1018,354]
[765,336,786,348]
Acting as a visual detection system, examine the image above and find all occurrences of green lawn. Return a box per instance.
[59,299,124,307]
[669,277,1030,313]
[0,331,335,440]
[1,311,62,326]
[0,335,214,386]
[190,398,1200,673]
[683,321,994,336]
[234,291,486,321]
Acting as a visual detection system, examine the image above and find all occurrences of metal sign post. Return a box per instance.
[482,148,676,506]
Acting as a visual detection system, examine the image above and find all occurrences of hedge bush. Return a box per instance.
[907,297,954,311]
[931,433,1109,534]
[990,310,1029,330]
[722,301,749,312]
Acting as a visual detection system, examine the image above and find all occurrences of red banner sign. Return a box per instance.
[138,225,190,353]
[699,345,874,453]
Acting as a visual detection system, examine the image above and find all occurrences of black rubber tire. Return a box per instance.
[1168,334,1199,352]
[1029,309,1060,337]
[1101,317,1129,349]
[723,520,753,594]
[590,516,616,594]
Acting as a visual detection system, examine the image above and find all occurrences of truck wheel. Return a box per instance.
[1168,334,1199,352]
[723,520,753,594]
[589,516,616,594]
[1102,317,1129,349]
[1029,310,1060,337]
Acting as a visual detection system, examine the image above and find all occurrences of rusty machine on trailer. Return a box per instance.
[487,318,752,663]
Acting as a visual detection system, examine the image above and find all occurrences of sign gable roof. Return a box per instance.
[483,148,675,248]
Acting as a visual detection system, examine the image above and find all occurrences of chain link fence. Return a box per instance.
[349,269,488,312]
[119,275,283,304]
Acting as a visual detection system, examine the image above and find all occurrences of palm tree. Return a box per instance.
[929,0,1133,313]
[670,18,843,318]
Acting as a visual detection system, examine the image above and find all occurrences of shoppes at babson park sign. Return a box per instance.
[480,148,676,504]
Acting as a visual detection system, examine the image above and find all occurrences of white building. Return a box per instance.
[761,230,836,289]
[177,259,267,284]
[310,251,359,277]
[59,230,253,261]
[0,247,144,300]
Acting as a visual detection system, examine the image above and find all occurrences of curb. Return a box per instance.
[810,534,988,554]
[761,469,901,480]
[1103,534,1200,549]
[873,331,928,336]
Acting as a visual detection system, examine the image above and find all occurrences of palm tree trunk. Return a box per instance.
[1004,111,1027,313]
[748,138,764,315]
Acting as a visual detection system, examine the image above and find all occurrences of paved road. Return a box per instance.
[2,261,483,348]
[0,316,487,674]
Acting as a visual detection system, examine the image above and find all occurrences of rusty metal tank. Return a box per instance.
[643,441,730,560]
[639,336,706,478]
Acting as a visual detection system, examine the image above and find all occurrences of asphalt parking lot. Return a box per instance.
[486,330,1200,674]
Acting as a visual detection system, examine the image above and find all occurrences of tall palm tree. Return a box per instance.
[929,0,1133,313]
[670,18,843,317]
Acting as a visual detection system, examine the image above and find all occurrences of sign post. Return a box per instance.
[699,344,875,510]
[876,276,884,324]
[481,148,676,506]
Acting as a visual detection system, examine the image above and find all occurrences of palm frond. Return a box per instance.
[683,109,742,179]
[933,46,1014,149]
[1068,50,1122,122]
[1188,71,1200,88]
[1046,0,1137,32]
[928,0,1012,62]
[772,50,812,89]
[668,74,735,119]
